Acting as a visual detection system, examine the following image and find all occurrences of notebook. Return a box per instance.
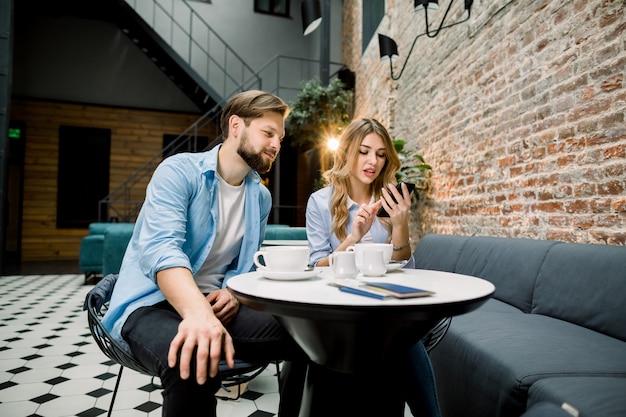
[329,280,435,299]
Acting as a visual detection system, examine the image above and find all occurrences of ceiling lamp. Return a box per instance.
[301,0,322,36]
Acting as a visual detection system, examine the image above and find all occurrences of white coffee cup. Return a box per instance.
[358,249,387,277]
[346,243,393,268]
[329,251,359,279]
[253,246,310,272]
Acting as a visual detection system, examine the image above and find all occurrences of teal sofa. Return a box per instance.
[79,222,134,281]
[81,223,306,281]
[101,223,135,276]
[264,224,307,241]
[79,222,114,281]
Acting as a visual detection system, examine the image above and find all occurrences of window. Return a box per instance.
[57,126,111,228]
[363,0,385,53]
[254,0,290,18]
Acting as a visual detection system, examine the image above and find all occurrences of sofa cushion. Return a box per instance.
[430,309,626,417]
[528,377,626,417]
[412,234,470,272]
[475,297,524,313]
[102,223,135,276]
[79,234,105,270]
[520,402,579,417]
[453,236,559,313]
[533,242,626,341]
[88,222,116,235]
[264,226,307,241]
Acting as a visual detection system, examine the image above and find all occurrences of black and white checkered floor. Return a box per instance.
[0,273,282,417]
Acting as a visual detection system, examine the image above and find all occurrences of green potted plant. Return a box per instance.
[285,77,353,149]
[286,76,354,192]
[393,139,432,194]
[393,139,432,239]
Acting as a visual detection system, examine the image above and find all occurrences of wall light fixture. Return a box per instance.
[379,0,474,80]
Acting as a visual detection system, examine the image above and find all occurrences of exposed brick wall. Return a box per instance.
[343,0,626,245]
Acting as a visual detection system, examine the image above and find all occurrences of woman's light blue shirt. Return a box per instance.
[305,186,415,267]
[102,145,270,343]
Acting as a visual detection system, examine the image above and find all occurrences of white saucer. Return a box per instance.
[259,269,320,281]
[386,260,409,272]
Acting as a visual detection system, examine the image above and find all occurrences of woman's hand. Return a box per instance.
[350,200,383,242]
[380,183,412,227]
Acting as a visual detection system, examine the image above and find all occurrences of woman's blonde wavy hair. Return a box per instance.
[322,118,401,242]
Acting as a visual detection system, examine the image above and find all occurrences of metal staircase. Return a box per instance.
[112,0,260,111]
[98,0,345,223]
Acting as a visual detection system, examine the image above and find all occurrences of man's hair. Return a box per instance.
[220,90,290,140]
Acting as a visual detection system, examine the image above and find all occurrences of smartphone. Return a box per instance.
[376,182,417,217]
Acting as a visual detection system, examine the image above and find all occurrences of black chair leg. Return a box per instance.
[108,365,125,417]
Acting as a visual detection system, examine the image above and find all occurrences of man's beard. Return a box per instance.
[237,129,275,174]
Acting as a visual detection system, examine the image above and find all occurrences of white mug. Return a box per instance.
[358,249,387,277]
[346,243,393,268]
[253,246,310,272]
[329,251,359,279]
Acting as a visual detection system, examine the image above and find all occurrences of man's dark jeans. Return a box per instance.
[122,301,307,417]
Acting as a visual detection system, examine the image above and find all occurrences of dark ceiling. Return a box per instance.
[15,0,117,22]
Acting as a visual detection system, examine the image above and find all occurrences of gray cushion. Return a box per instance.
[430,309,626,417]
[528,377,626,417]
[534,242,626,341]
[521,402,579,417]
[477,297,524,313]
[412,234,470,272]
[454,236,559,312]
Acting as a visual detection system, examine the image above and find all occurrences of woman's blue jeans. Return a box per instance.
[403,341,443,417]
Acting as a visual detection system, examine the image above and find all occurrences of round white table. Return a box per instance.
[227,267,495,417]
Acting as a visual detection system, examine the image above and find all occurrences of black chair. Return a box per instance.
[423,316,452,353]
[84,274,277,416]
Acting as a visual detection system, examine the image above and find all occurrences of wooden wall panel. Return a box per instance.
[9,98,202,261]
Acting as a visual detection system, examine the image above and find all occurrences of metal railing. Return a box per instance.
[124,0,259,100]
[99,55,344,222]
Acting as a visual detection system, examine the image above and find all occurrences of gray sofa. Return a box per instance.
[412,234,626,417]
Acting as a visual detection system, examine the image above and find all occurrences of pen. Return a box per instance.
[338,286,388,300]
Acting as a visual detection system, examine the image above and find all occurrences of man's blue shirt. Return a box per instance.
[102,145,270,342]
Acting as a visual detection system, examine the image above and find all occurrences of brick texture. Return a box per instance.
[343,0,626,245]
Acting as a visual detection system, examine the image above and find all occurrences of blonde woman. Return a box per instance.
[306,117,441,417]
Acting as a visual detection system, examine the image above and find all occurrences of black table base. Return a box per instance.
[277,316,440,417]
[301,363,406,417]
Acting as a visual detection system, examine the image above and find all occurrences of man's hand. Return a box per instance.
[168,314,235,384]
[157,267,236,385]
[206,288,241,324]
